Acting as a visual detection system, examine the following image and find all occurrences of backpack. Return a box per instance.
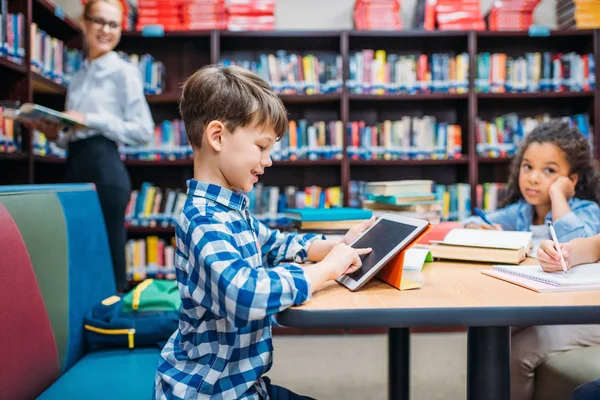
[84,279,181,350]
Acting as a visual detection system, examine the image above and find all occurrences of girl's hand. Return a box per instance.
[549,176,576,200]
[342,216,376,245]
[537,238,587,272]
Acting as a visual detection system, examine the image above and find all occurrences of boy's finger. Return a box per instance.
[354,247,372,255]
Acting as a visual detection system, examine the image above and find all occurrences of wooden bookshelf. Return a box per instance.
[350,158,468,166]
[477,91,594,100]
[31,72,68,95]
[0,57,27,74]
[33,155,67,164]
[349,93,468,101]
[0,152,28,161]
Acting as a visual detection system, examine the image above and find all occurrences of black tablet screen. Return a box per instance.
[347,219,419,281]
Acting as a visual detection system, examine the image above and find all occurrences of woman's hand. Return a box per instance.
[63,110,87,126]
[342,216,376,245]
[24,119,61,141]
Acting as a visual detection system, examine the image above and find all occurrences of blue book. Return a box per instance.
[284,207,372,222]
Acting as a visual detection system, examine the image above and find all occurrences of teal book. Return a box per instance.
[284,207,372,222]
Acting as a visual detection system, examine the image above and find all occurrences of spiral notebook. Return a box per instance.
[482,264,600,293]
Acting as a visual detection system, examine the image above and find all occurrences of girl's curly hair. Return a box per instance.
[501,120,600,207]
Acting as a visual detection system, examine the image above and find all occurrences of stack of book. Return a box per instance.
[284,207,373,233]
[0,5,25,65]
[183,0,227,30]
[227,0,276,31]
[221,52,343,95]
[126,235,176,282]
[353,0,403,30]
[125,183,187,228]
[434,0,486,30]
[557,0,600,30]
[475,183,506,214]
[347,118,463,161]
[120,119,192,161]
[118,52,165,95]
[487,0,541,31]
[0,105,20,154]
[362,180,442,224]
[271,120,343,162]
[347,51,470,95]
[248,183,344,227]
[476,112,592,158]
[476,52,595,93]
[136,0,183,31]
[30,23,83,86]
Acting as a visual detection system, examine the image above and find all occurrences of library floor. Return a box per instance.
[269,332,467,400]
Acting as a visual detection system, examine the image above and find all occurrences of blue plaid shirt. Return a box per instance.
[154,180,321,399]
[461,197,600,242]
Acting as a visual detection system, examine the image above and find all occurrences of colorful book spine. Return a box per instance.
[0,105,20,153]
[32,130,67,158]
[221,51,343,95]
[475,183,506,213]
[0,6,25,65]
[120,119,192,160]
[347,119,463,161]
[271,120,344,161]
[117,51,166,95]
[125,184,187,228]
[126,235,176,282]
[30,23,83,85]
[347,51,470,95]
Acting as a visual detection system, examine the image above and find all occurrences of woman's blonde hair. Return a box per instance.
[83,0,123,17]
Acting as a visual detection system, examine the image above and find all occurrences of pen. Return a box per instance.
[547,221,568,274]
[474,208,494,226]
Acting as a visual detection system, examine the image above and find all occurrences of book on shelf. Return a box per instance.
[0,4,25,65]
[482,263,600,292]
[228,0,276,31]
[475,183,506,214]
[117,52,166,95]
[430,228,533,264]
[120,119,192,160]
[33,130,67,158]
[126,235,176,282]
[272,120,343,162]
[125,183,187,228]
[354,0,403,31]
[0,105,21,154]
[557,0,600,30]
[476,113,593,158]
[221,51,343,95]
[486,0,541,31]
[347,119,462,161]
[476,52,595,93]
[30,23,82,86]
[347,51,470,95]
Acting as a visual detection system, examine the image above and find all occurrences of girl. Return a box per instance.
[30,0,154,291]
[462,120,600,400]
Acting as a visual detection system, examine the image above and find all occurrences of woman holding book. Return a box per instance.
[30,0,154,291]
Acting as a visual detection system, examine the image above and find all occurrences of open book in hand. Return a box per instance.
[482,263,600,293]
[429,228,533,264]
[2,103,87,128]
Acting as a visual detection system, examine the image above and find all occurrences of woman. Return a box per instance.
[34,0,154,291]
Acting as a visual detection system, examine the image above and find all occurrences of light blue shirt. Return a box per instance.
[57,51,154,148]
[461,198,600,243]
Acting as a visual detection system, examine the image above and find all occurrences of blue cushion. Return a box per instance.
[37,348,160,400]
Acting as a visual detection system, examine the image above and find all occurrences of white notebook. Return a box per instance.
[438,228,533,251]
[489,263,600,289]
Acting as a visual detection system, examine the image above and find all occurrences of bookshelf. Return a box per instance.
[0,10,598,214]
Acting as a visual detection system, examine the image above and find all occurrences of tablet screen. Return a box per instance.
[347,219,419,281]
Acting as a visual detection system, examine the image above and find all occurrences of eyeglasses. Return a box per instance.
[85,15,121,31]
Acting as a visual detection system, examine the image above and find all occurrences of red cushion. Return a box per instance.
[0,204,59,399]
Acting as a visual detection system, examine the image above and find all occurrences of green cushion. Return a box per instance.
[534,346,600,400]
[37,348,160,400]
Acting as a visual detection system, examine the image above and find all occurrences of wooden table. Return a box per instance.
[277,261,600,400]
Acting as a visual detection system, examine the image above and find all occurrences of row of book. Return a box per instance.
[134,0,275,32]
[117,52,166,95]
[221,52,343,95]
[475,182,506,213]
[0,6,25,65]
[476,113,592,158]
[119,119,192,161]
[125,183,187,228]
[353,0,403,31]
[487,0,541,31]
[271,120,344,161]
[557,0,600,30]
[126,236,176,282]
[476,52,595,93]
[32,131,67,158]
[347,118,463,160]
[30,23,83,86]
[413,0,486,31]
[0,105,20,153]
[347,51,470,94]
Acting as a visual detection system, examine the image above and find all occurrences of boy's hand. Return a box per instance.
[465,223,502,230]
[537,238,586,272]
[322,243,372,279]
[549,176,576,200]
[342,216,376,245]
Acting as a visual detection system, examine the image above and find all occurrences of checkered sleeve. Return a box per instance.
[253,217,325,268]
[185,216,312,327]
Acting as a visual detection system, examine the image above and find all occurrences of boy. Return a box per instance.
[154,65,373,399]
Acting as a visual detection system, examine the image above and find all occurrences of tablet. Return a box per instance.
[336,213,430,291]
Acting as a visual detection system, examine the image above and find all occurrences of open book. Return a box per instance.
[429,228,533,264]
[482,264,600,293]
[2,103,87,128]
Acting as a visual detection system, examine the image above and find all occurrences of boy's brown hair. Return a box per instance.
[179,65,288,148]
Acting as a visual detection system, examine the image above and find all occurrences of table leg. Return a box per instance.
[467,326,510,400]
[389,328,410,400]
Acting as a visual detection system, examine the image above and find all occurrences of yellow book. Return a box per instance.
[143,187,156,220]
[146,236,159,266]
